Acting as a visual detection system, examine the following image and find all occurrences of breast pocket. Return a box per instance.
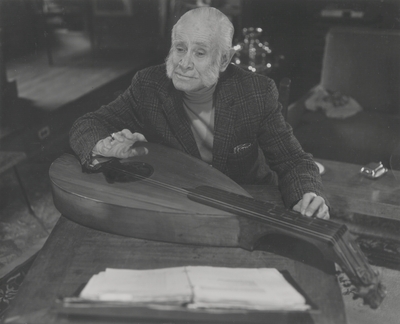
[226,142,259,182]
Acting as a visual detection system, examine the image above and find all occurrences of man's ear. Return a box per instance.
[219,48,236,72]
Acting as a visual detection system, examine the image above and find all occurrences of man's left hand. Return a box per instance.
[292,193,330,220]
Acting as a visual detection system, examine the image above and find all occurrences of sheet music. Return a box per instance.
[80,267,192,304]
[186,266,309,310]
[79,266,310,311]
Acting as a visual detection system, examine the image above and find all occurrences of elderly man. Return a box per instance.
[69,7,329,219]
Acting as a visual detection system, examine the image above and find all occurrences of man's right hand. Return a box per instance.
[93,129,148,159]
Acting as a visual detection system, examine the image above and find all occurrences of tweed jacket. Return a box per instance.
[69,63,326,208]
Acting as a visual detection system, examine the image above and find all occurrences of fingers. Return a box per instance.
[293,193,330,220]
[292,201,302,213]
[132,132,147,142]
[103,137,113,149]
[98,141,148,159]
[316,205,330,220]
[120,129,134,140]
[111,130,147,143]
[110,132,125,142]
[300,193,317,216]
[304,194,324,217]
[127,146,149,157]
[93,138,111,155]
[93,131,148,159]
[120,130,147,142]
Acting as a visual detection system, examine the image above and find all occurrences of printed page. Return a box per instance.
[79,267,192,304]
[186,266,310,311]
[78,266,309,311]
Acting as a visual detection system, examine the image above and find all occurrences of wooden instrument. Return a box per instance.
[49,142,386,309]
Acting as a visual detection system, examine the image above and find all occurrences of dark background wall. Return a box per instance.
[1,0,399,114]
[240,0,400,100]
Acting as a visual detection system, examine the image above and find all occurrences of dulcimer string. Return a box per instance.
[113,161,374,285]
[101,162,344,247]
[92,158,388,309]
[189,186,340,244]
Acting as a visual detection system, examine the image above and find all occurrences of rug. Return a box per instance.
[0,255,36,320]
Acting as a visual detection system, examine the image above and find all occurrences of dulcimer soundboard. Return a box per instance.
[49,142,386,309]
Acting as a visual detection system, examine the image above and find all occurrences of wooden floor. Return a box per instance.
[1,30,165,161]
[1,30,166,142]
[0,29,165,279]
[6,30,153,112]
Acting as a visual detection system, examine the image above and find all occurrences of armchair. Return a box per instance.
[288,26,400,168]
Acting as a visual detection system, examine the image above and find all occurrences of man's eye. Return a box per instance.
[176,47,185,53]
[197,51,205,57]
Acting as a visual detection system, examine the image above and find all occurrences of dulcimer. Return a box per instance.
[49,142,386,309]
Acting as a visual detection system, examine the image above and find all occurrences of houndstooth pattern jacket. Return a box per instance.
[69,63,326,208]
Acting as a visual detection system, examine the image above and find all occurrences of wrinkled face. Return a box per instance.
[166,19,222,92]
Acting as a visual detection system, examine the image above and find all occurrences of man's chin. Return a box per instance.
[172,78,203,92]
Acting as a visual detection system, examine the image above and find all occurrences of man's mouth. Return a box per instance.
[175,73,196,80]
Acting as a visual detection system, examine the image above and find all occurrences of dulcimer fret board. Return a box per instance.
[188,185,347,246]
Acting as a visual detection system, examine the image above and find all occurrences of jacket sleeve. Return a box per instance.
[69,72,146,167]
[257,79,328,208]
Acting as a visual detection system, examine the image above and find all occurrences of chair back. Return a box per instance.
[278,77,291,120]
[321,26,400,114]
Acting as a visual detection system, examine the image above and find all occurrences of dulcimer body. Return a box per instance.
[50,143,253,246]
[49,142,385,308]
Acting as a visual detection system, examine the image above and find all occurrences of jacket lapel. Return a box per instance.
[212,77,238,174]
[159,69,238,170]
[161,87,201,158]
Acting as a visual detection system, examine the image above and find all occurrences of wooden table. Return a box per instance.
[250,159,400,221]
[315,159,400,221]
[2,185,347,324]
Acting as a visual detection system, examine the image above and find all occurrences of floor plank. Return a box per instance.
[5,30,159,112]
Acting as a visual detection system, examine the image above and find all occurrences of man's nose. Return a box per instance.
[179,53,193,70]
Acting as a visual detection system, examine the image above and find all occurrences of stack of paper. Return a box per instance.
[80,267,192,305]
[186,267,309,311]
[79,266,310,311]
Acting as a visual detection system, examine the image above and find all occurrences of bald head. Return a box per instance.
[172,7,234,56]
[166,7,235,92]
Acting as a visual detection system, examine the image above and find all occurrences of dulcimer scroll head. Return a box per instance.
[354,268,386,309]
